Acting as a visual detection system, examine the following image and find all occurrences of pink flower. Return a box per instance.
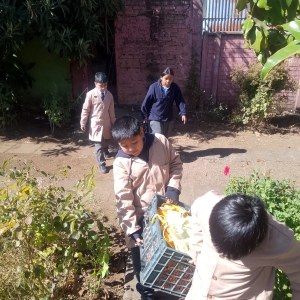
[224,166,230,176]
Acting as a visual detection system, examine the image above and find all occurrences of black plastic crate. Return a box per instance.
[140,194,195,298]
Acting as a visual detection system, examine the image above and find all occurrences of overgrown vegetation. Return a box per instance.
[0,158,111,299]
[184,56,228,121]
[183,56,202,110]
[225,169,300,299]
[0,55,35,128]
[0,0,124,128]
[236,0,300,79]
[41,84,78,135]
[230,62,297,128]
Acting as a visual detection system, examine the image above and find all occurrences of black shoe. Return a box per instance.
[136,283,154,300]
[100,165,107,173]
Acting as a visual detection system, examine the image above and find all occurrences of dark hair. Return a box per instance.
[95,72,108,83]
[111,116,141,142]
[160,66,174,77]
[209,193,268,260]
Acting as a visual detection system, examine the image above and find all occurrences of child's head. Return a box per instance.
[209,193,268,260]
[94,72,108,93]
[160,67,174,88]
[111,116,144,156]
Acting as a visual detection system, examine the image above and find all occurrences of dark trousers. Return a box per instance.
[131,246,154,299]
[149,120,174,138]
[94,139,109,167]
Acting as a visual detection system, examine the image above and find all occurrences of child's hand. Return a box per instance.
[166,197,178,205]
[135,238,144,247]
[81,124,86,131]
[143,119,148,123]
[188,259,195,265]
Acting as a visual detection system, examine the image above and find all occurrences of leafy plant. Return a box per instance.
[225,169,300,299]
[41,84,78,135]
[0,157,111,299]
[0,54,35,128]
[184,55,228,121]
[0,0,124,128]
[236,0,300,79]
[230,61,297,128]
[183,55,203,113]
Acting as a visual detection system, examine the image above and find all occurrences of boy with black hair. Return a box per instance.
[186,191,300,300]
[80,72,115,174]
[111,115,183,300]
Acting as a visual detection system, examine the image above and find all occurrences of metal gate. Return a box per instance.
[202,0,246,32]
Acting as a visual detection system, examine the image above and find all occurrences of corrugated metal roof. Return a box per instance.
[203,0,247,32]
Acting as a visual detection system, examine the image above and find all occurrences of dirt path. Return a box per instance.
[1,108,300,299]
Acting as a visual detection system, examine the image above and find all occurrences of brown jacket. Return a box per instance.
[113,133,182,248]
[80,88,115,141]
[186,191,300,300]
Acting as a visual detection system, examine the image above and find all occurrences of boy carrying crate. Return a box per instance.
[111,115,183,300]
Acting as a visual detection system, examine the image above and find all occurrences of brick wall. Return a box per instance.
[200,32,300,111]
[114,0,202,105]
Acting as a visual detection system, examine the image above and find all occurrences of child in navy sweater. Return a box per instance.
[141,66,187,138]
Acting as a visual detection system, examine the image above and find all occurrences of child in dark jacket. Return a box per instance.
[141,66,187,138]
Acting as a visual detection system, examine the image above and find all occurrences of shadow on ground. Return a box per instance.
[178,147,247,163]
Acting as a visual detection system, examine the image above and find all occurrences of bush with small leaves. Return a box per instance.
[225,169,300,300]
[0,157,111,299]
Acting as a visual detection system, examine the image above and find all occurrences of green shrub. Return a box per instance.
[0,158,111,299]
[184,55,228,121]
[183,56,203,112]
[230,62,297,128]
[41,84,77,135]
[225,169,300,299]
[0,55,34,129]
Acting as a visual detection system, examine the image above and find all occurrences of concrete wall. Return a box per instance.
[114,0,202,105]
[200,33,300,111]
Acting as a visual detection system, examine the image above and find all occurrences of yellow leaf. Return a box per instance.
[0,227,8,235]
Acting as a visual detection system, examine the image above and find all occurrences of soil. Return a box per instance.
[1,110,300,299]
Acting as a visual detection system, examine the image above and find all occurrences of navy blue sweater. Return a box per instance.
[141,79,186,121]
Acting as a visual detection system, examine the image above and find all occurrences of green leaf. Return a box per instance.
[236,0,250,12]
[262,40,300,79]
[257,0,269,9]
[286,0,292,7]
[286,0,299,21]
[88,230,98,241]
[242,18,254,36]
[61,211,69,221]
[54,216,63,232]
[70,231,81,241]
[97,221,104,231]
[76,237,87,251]
[56,264,64,273]
[33,265,46,278]
[46,233,59,242]
[252,28,263,53]
[64,248,72,257]
[86,219,94,229]
[100,262,109,278]
[70,220,75,234]
[281,21,300,41]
